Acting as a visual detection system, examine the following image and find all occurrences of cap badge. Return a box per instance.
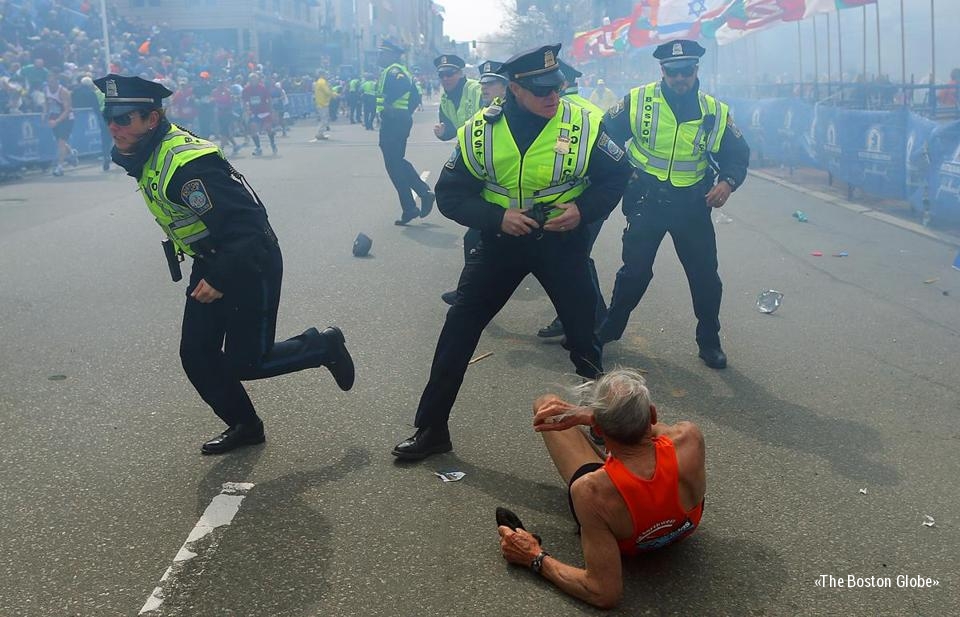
[672,42,683,57]
[544,50,556,68]
[482,63,490,73]
[105,79,118,97]
[440,56,447,65]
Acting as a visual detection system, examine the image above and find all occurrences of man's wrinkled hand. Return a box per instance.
[542,202,581,232]
[706,181,733,209]
[498,526,541,566]
[534,398,590,432]
[501,208,539,236]
[190,278,223,304]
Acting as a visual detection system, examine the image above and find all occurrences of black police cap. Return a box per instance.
[479,60,506,84]
[378,40,406,54]
[94,73,172,118]
[352,233,373,257]
[653,39,706,67]
[500,43,565,88]
[434,55,466,71]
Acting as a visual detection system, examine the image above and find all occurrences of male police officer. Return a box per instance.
[376,40,435,226]
[96,74,355,454]
[596,40,749,369]
[392,44,632,460]
[439,59,508,306]
[433,54,482,142]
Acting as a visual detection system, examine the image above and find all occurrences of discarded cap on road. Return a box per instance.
[352,232,372,257]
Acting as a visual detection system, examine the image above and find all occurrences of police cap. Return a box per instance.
[557,59,582,81]
[434,55,466,72]
[500,43,565,88]
[478,60,507,84]
[653,39,706,68]
[378,39,406,54]
[93,73,172,118]
[352,232,373,257]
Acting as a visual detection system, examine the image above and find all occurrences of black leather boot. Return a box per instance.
[391,425,452,460]
[201,421,265,455]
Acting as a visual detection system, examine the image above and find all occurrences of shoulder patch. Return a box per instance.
[726,115,743,139]
[180,178,213,215]
[597,132,624,162]
[607,100,625,118]
[445,145,461,170]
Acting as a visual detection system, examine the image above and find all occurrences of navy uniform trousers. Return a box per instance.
[600,186,722,350]
[378,110,431,218]
[180,244,337,426]
[414,230,603,429]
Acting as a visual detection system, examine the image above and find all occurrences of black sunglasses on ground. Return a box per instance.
[664,65,697,78]
[523,83,563,97]
[103,110,139,126]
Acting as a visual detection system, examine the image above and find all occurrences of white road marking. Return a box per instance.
[139,482,255,614]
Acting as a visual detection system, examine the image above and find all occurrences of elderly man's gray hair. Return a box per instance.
[574,368,652,445]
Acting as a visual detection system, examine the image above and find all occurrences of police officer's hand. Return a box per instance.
[501,208,539,236]
[433,122,446,138]
[190,278,224,303]
[706,181,733,208]
[542,202,581,232]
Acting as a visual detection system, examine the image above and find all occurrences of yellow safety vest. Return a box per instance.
[376,63,412,113]
[138,124,222,256]
[440,79,482,127]
[456,99,600,213]
[561,89,603,117]
[627,82,728,187]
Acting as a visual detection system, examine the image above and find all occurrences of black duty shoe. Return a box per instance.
[698,346,728,369]
[391,425,452,460]
[394,210,419,226]
[320,326,355,390]
[201,421,265,455]
[537,317,564,338]
[419,191,436,218]
[441,290,459,306]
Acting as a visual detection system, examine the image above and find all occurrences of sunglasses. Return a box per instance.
[664,65,697,78]
[103,110,139,126]
[523,83,563,97]
[438,70,458,78]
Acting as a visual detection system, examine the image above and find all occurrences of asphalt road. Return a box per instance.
[1,108,957,617]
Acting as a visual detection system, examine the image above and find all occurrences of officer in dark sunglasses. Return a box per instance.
[95,74,355,455]
[391,44,633,461]
[595,39,750,370]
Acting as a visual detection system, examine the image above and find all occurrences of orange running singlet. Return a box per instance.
[603,435,703,556]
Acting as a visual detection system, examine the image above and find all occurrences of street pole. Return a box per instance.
[837,7,844,88]
[930,0,936,86]
[875,2,882,78]
[798,21,803,84]
[99,0,111,75]
[899,0,906,86]
[813,16,820,98]
[826,13,832,96]
[862,5,867,80]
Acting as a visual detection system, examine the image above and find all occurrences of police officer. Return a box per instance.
[537,59,609,339]
[439,60,507,306]
[392,44,633,460]
[360,72,377,130]
[596,40,750,369]
[96,74,355,454]
[433,54,482,142]
[376,40,435,226]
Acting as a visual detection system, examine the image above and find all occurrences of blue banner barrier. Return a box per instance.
[287,93,315,118]
[0,108,104,170]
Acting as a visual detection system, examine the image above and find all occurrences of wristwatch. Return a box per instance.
[530,550,549,574]
[720,175,739,190]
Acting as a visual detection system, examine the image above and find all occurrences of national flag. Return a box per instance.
[803,0,877,17]
[713,0,806,45]
[571,14,633,60]
[628,0,737,48]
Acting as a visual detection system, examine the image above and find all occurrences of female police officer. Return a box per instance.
[96,74,355,454]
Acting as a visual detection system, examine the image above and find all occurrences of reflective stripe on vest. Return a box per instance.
[440,79,482,127]
[456,99,600,211]
[138,124,222,256]
[376,63,412,113]
[626,82,728,187]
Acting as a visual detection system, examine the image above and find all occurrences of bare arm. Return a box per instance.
[498,479,623,608]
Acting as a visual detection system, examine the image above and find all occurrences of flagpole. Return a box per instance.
[930,0,936,87]
[813,16,819,98]
[899,0,906,87]
[826,13,832,97]
[797,21,803,85]
[837,7,844,90]
[875,2,882,79]
[100,0,111,75]
[862,5,867,80]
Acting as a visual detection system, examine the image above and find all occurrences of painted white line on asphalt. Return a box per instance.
[139,482,255,615]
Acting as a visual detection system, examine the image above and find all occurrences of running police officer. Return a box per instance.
[96,74,355,454]
[392,44,633,460]
[596,40,750,369]
[433,54,482,142]
[376,40,435,226]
